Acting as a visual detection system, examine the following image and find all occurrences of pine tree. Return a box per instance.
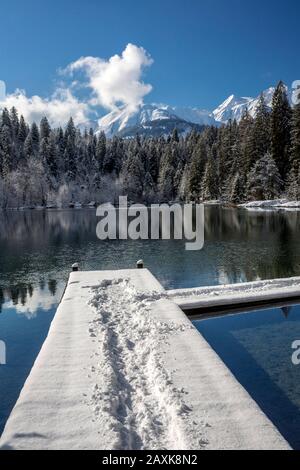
[18,115,28,145]
[250,94,271,166]
[238,110,254,176]
[10,107,19,138]
[143,171,155,202]
[102,137,122,175]
[144,139,159,184]
[122,151,145,201]
[171,128,179,143]
[86,128,96,171]
[246,153,282,201]
[47,133,58,179]
[0,125,12,177]
[158,145,176,201]
[228,172,245,204]
[1,108,12,134]
[225,142,246,202]
[40,116,51,141]
[201,150,218,201]
[64,117,76,141]
[218,120,238,190]
[271,81,292,177]
[56,127,65,174]
[39,138,49,167]
[16,115,28,164]
[39,134,57,180]
[290,101,300,171]
[64,136,76,180]
[95,131,106,172]
[286,167,300,200]
[187,137,207,201]
[63,118,77,180]
[0,98,294,208]
[24,133,34,158]
[30,122,40,156]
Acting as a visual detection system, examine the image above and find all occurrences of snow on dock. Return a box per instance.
[0,269,290,450]
[169,276,300,311]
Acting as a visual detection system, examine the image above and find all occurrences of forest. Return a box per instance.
[0,81,299,208]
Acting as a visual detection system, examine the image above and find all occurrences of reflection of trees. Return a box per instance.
[0,288,4,313]
[0,278,58,312]
[205,207,300,243]
[48,279,57,296]
[28,284,33,297]
[0,210,98,245]
[0,207,300,291]
[205,206,300,283]
[0,209,99,288]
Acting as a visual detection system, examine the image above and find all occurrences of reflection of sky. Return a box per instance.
[3,285,63,319]
[0,282,65,436]
[194,305,300,449]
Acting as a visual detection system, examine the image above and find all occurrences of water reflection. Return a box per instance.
[0,281,63,435]
[1,206,300,291]
[194,304,300,449]
[0,206,300,436]
[0,279,59,317]
[204,207,300,284]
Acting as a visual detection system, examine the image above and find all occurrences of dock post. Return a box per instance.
[136,259,144,269]
[72,263,79,272]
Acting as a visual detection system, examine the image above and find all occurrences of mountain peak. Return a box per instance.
[95,84,290,137]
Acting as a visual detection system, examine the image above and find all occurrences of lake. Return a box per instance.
[1,205,300,435]
[194,303,300,449]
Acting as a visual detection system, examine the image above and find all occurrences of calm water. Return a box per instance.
[1,205,300,435]
[194,305,300,449]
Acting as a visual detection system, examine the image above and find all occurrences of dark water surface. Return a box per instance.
[1,206,300,435]
[194,304,300,449]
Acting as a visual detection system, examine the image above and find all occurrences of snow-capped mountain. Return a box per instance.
[158,105,215,126]
[96,104,211,138]
[213,95,254,123]
[213,87,276,123]
[213,86,293,123]
[96,85,291,137]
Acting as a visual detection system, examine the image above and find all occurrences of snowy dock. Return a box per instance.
[0,269,290,450]
[168,276,300,313]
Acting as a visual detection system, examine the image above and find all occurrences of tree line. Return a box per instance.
[0,81,299,208]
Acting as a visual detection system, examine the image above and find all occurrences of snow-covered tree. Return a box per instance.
[246,153,282,200]
[290,101,300,171]
[271,81,292,177]
[187,137,207,201]
[201,149,218,201]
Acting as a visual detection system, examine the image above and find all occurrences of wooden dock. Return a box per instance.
[0,269,290,450]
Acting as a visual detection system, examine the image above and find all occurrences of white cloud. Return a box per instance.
[0,88,90,127]
[64,43,153,112]
[0,44,154,127]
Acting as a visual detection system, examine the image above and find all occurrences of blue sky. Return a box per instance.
[0,0,299,121]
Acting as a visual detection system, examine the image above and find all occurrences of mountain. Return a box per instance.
[96,85,292,137]
[213,94,254,123]
[213,86,293,123]
[96,104,211,138]
[213,87,275,123]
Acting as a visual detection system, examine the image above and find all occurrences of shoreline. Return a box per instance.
[1,198,300,212]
